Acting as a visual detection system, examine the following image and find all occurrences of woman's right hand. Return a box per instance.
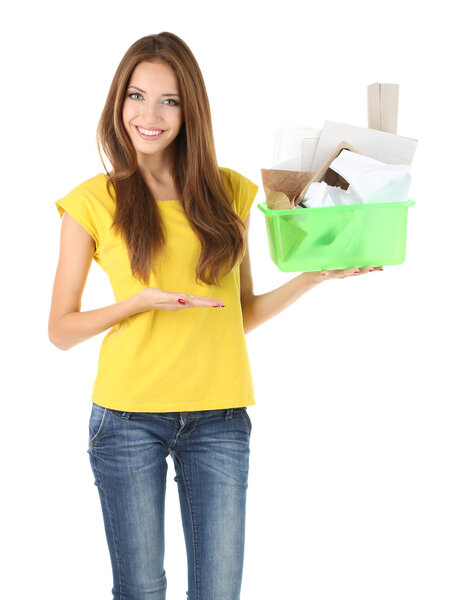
[136,287,226,312]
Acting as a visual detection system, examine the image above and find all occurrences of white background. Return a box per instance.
[2,1,459,598]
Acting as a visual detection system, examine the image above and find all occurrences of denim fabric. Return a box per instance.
[87,403,252,600]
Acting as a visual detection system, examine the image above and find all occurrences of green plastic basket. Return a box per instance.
[257,199,415,272]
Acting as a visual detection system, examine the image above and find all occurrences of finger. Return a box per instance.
[352,267,375,276]
[186,294,209,299]
[327,268,357,278]
[178,296,225,308]
[186,294,223,302]
[175,294,214,303]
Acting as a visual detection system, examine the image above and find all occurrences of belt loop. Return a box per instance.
[225,408,234,419]
[121,411,132,420]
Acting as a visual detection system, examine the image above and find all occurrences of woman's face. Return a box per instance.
[122,59,184,160]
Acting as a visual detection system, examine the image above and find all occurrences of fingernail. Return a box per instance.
[321,271,327,277]
[379,268,384,271]
[353,269,360,273]
[369,268,374,272]
[213,305,225,308]
[178,299,185,304]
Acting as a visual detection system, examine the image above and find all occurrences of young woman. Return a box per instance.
[48,32,379,600]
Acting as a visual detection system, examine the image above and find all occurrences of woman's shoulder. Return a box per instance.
[59,173,115,209]
[218,166,258,194]
[55,172,115,222]
[218,166,259,221]
[66,172,112,196]
[219,165,245,183]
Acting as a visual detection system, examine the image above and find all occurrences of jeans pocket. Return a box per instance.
[242,407,252,435]
[89,403,109,446]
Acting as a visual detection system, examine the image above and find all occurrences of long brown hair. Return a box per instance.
[96,32,246,287]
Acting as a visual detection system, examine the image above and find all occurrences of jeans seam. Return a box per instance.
[91,451,126,599]
[177,452,199,599]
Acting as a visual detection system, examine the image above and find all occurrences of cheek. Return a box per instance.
[173,108,184,129]
[122,103,133,129]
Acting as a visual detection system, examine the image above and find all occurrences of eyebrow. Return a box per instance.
[127,85,180,97]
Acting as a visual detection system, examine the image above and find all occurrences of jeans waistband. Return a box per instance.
[110,407,246,420]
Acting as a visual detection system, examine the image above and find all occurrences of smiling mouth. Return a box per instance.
[135,126,166,139]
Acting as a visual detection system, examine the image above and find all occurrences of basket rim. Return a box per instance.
[257,199,415,216]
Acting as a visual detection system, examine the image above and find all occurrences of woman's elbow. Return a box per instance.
[48,330,68,351]
[48,320,71,351]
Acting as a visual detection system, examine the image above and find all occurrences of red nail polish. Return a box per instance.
[178,298,185,304]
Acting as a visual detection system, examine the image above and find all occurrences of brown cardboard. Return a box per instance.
[306,141,360,193]
[261,141,360,210]
[260,169,313,210]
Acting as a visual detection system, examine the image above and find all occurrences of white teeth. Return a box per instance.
[138,127,163,136]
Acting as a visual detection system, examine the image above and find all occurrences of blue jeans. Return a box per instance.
[87,403,252,600]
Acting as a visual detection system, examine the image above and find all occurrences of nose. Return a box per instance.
[142,100,162,124]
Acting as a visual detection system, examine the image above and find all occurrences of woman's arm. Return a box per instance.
[240,211,378,334]
[48,211,147,351]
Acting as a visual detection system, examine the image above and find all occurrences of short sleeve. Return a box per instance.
[233,171,259,222]
[55,184,101,256]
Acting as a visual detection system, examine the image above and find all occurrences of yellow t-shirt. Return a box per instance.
[55,167,259,412]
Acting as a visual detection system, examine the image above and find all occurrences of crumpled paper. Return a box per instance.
[260,169,313,210]
[301,149,412,208]
[261,141,360,210]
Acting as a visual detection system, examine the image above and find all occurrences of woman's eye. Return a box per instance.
[126,93,179,105]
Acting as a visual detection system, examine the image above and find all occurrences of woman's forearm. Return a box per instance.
[242,272,322,334]
[49,293,146,351]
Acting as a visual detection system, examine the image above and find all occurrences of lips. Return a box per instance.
[135,126,166,140]
[136,126,164,132]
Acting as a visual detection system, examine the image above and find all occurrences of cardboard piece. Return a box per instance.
[306,141,360,192]
[367,82,399,134]
[261,141,360,210]
[310,120,417,171]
